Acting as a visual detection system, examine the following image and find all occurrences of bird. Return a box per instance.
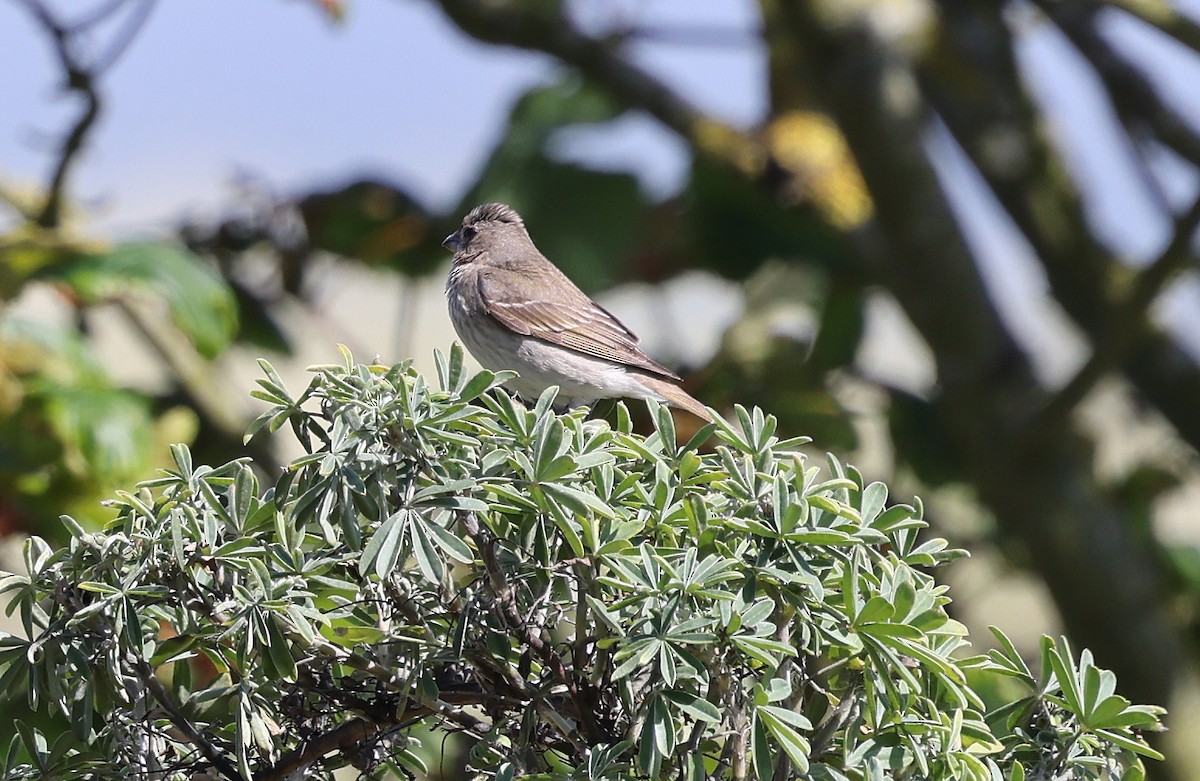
[443,203,711,422]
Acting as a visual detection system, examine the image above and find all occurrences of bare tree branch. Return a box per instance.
[65,0,133,32]
[1096,0,1200,54]
[922,0,1200,455]
[15,0,156,228]
[427,0,765,177]
[1047,3,1200,177]
[92,0,156,74]
[1043,192,1200,422]
[17,0,103,228]
[623,23,761,49]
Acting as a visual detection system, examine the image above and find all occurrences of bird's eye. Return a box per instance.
[462,226,476,241]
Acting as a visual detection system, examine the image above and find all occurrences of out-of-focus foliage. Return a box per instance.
[35,243,237,359]
[0,352,1166,779]
[0,231,225,532]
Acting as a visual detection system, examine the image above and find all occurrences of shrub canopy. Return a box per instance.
[0,348,1165,780]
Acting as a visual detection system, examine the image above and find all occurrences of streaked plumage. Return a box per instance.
[443,203,711,421]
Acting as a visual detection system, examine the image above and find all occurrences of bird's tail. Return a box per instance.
[642,376,714,423]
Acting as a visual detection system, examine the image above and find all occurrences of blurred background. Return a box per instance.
[3,0,1200,776]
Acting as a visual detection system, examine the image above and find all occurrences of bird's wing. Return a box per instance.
[477,269,680,380]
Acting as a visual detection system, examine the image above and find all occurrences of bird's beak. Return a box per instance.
[442,231,461,252]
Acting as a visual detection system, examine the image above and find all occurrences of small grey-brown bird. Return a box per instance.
[443,203,711,421]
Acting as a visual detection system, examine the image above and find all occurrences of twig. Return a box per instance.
[92,0,156,73]
[65,0,132,31]
[457,510,609,745]
[623,23,761,49]
[129,653,243,781]
[17,0,103,228]
[254,718,380,781]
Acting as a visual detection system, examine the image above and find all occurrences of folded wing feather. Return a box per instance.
[478,270,680,380]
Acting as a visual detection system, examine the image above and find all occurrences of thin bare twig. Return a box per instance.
[92,0,156,74]
[457,510,609,747]
[65,0,132,31]
[623,23,761,49]
[18,0,101,227]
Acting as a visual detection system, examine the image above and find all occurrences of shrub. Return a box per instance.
[0,347,1165,780]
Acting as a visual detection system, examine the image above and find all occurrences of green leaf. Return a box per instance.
[540,481,616,519]
[1045,635,1083,715]
[661,690,720,723]
[650,693,675,757]
[320,621,388,647]
[458,368,516,403]
[757,705,812,772]
[638,697,666,778]
[858,622,923,640]
[422,519,474,564]
[1094,728,1164,760]
[1085,694,1133,728]
[149,635,200,666]
[732,635,798,666]
[859,481,887,524]
[360,511,408,578]
[752,712,774,780]
[411,519,445,584]
[855,595,894,625]
[264,616,297,681]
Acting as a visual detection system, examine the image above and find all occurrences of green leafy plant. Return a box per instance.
[0,348,1164,779]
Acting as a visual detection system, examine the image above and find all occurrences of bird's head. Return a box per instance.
[443,203,526,260]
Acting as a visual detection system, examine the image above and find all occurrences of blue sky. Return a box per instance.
[1,0,762,233]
